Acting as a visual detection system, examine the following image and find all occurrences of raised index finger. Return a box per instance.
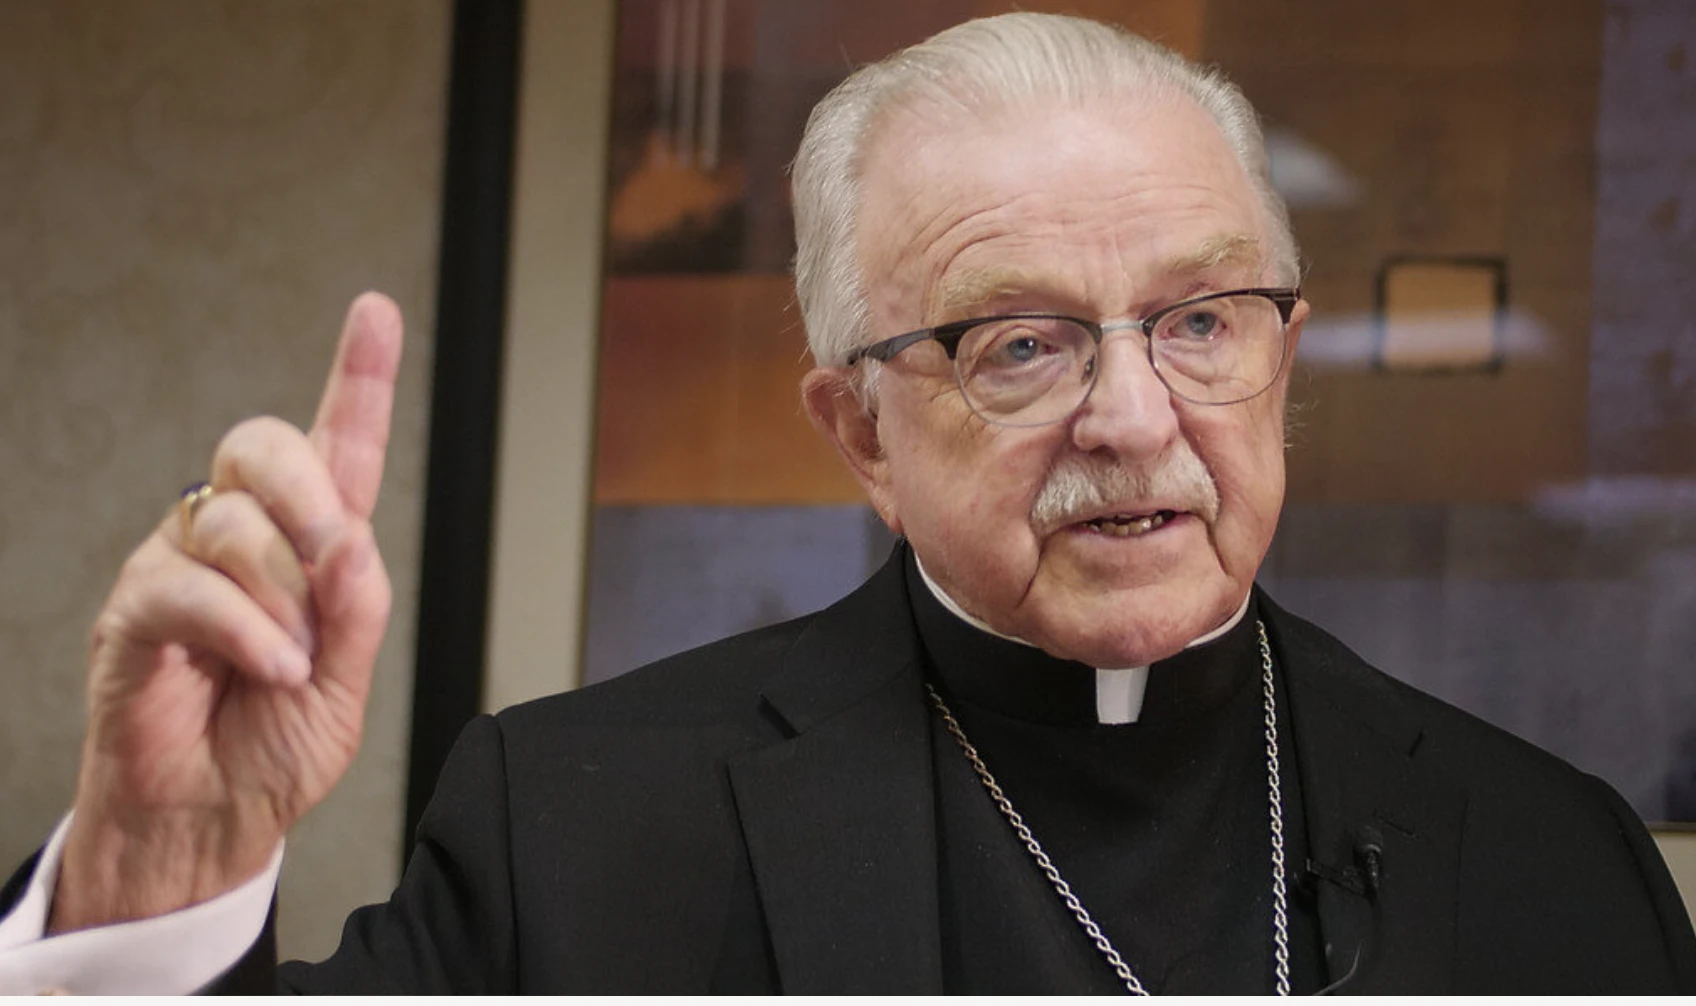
[309,292,404,520]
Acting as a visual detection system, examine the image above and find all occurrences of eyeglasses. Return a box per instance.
[843,287,1301,428]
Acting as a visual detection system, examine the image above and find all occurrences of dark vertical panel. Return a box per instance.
[405,0,522,859]
[580,505,892,687]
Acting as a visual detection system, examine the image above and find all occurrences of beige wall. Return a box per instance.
[0,1,447,961]
[483,0,615,713]
[1662,833,1696,925]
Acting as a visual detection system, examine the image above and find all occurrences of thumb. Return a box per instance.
[307,520,391,706]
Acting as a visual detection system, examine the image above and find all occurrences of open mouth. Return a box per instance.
[1080,509,1179,538]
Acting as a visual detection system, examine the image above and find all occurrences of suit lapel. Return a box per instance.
[726,549,945,993]
[1266,598,1468,993]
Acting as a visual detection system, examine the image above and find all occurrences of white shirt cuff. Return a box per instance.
[0,814,282,995]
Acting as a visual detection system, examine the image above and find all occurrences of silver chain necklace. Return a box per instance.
[924,619,1291,996]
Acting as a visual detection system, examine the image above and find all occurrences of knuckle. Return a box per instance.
[188,490,257,557]
[91,549,184,652]
[213,415,304,484]
[89,604,137,654]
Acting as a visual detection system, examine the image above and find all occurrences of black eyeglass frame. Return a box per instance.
[843,286,1302,416]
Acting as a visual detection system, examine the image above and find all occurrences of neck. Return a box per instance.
[910,550,1254,724]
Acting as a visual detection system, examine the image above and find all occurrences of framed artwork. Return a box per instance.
[1375,256,1508,373]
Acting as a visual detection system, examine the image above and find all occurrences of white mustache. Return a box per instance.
[1030,446,1221,533]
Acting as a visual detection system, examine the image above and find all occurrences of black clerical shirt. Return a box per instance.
[907,556,1328,994]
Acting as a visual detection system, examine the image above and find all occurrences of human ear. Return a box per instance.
[1271,298,1311,443]
[1285,298,1310,358]
[1264,297,1310,401]
[800,366,902,534]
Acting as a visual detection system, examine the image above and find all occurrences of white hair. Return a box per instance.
[791,12,1301,369]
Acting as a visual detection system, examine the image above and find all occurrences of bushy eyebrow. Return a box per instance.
[932,233,1267,319]
[934,267,1059,317]
[1156,233,1265,278]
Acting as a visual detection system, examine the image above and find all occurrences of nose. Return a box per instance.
[1067,332,1182,460]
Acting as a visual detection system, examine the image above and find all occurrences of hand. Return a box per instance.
[48,293,403,932]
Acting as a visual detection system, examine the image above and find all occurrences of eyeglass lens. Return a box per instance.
[954,293,1289,426]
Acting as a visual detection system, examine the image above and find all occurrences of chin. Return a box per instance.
[1019,581,1241,668]
[1020,610,1190,669]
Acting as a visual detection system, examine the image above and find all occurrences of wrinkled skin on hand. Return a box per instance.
[50,293,403,932]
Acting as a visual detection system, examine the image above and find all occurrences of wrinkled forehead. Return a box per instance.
[934,234,1266,314]
[854,91,1271,317]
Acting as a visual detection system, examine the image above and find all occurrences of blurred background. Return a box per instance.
[2,0,1691,962]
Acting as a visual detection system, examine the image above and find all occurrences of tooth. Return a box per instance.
[1080,511,1175,537]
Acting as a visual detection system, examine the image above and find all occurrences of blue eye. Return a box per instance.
[954,316,1095,423]
[1178,310,1221,339]
[958,317,1089,380]
[976,326,1065,369]
[1002,336,1042,363]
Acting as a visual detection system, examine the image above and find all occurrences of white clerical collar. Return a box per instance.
[912,553,1252,725]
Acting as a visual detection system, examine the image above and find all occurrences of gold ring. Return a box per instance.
[178,482,215,544]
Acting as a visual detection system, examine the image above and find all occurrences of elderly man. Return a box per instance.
[2,12,1693,994]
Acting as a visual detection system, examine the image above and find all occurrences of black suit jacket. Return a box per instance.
[11,547,1695,992]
